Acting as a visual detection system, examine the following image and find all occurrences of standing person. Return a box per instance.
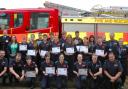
[63,34,76,80]
[19,36,28,62]
[40,53,55,89]
[118,38,128,88]
[73,54,88,89]
[36,32,43,47]
[106,33,119,58]
[0,50,8,85]
[50,36,61,62]
[60,31,67,48]
[73,31,83,45]
[0,30,11,55]
[89,35,95,54]
[55,53,68,89]
[48,32,54,45]
[24,56,38,89]
[8,35,19,59]
[104,52,123,89]
[9,53,24,84]
[94,37,107,65]
[88,54,102,89]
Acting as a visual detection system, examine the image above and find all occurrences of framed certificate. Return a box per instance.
[52,47,60,53]
[26,71,36,77]
[57,68,67,76]
[66,48,74,54]
[80,46,88,53]
[78,69,88,75]
[19,44,27,51]
[45,67,55,74]
[40,50,47,57]
[95,49,104,56]
[27,50,36,56]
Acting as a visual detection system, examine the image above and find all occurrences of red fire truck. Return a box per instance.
[0,8,61,41]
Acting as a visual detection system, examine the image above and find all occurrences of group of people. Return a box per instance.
[0,30,127,89]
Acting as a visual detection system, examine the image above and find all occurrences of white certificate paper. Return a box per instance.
[78,69,88,75]
[80,46,88,53]
[95,49,104,56]
[52,47,60,53]
[27,50,36,56]
[40,50,47,57]
[57,68,67,76]
[19,44,27,51]
[26,71,36,77]
[45,67,55,74]
[66,48,74,54]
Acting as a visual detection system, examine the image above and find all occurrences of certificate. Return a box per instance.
[40,50,47,57]
[19,44,27,51]
[66,48,74,54]
[80,46,88,53]
[78,69,88,75]
[26,71,36,77]
[27,50,36,56]
[95,49,104,56]
[57,68,67,76]
[52,47,60,53]
[45,67,55,74]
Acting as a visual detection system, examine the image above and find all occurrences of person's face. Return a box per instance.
[43,35,47,41]
[59,55,64,63]
[3,30,7,35]
[31,34,35,40]
[38,34,42,39]
[110,34,114,40]
[0,51,5,58]
[45,56,50,63]
[16,54,21,61]
[97,38,102,45]
[75,32,79,38]
[108,53,115,61]
[66,36,72,44]
[90,37,94,42]
[22,37,27,43]
[26,59,32,64]
[83,38,88,44]
[12,36,16,42]
[54,36,59,43]
[92,55,98,63]
[77,54,83,62]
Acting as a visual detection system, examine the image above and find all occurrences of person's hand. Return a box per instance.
[77,73,79,77]
[15,74,20,79]
[20,76,24,81]
[110,77,116,82]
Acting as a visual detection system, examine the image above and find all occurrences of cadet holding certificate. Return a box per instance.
[40,53,55,89]
[73,54,89,89]
[55,53,68,89]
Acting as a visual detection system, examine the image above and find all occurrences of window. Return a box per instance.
[0,13,10,30]
[14,13,23,27]
[30,12,49,30]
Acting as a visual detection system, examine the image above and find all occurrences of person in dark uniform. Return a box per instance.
[118,38,128,88]
[89,35,95,54]
[55,53,68,89]
[60,31,67,48]
[40,53,55,89]
[39,34,50,62]
[24,56,38,89]
[106,33,119,58]
[0,50,8,85]
[36,32,43,47]
[73,53,88,89]
[63,34,76,80]
[9,53,24,84]
[104,52,123,89]
[73,31,83,45]
[88,54,102,89]
[19,36,28,63]
[50,36,62,62]
[0,30,11,58]
[93,37,107,65]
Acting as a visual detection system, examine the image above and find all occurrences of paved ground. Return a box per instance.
[0,77,128,89]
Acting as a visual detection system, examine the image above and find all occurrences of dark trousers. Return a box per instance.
[75,75,87,89]
[103,78,122,89]
[40,76,54,89]
[56,76,67,89]
[26,77,36,88]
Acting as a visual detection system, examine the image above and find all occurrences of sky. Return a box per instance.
[0,0,127,11]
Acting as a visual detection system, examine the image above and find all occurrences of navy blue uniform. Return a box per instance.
[103,60,123,89]
[55,60,68,89]
[40,61,55,89]
[73,61,88,89]
[88,61,102,89]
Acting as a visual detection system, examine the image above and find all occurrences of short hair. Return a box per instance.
[75,31,79,33]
